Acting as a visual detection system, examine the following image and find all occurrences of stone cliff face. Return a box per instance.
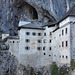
[0,0,75,35]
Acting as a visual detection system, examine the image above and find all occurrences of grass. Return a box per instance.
[70,59,75,71]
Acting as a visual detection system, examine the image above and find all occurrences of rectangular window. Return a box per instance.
[43,39,46,43]
[49,47,51,50]
[62,30,64,35]
[66,41,68,47]
[25,47,30,50]
[38,33,42,36]
[43,47,45,50]
[25,39,30,42]
[62,55,64,58]
[50,40,51,43]
[37,47,42,50]
[50,32,52,35]
[38,40,42,43]
[65,28,67,34]
[26,32,30,35]
[66,56,68,59]
[32,32,36,36]
[44,33,46,36]
[62,41,64,47]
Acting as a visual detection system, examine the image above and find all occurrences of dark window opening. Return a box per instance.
[25,47,30,50]
[66,41,68,47]
[32,32,36,36]
[62,30,64,35]
[59,34,61,36]
[50,32,52,35]
[60,55,61,58]
[38,33,41,36]
[62,55,64,58]
[37,47,41,50]
[62,41,64,47]
[49,55,51,57]
[26,39,30,42]
[59,45,61,47]
[44,33,46,36]
[38,40,42,43]
[50,40,51,43]
[65,28,67,34]
[66,56,68,59]
[43,39,46,43]
[54,55,56,57]
[44,53,46,55]
[26,32,30,35]
[49,47,51,50]
[43,47,45,50]
[13,41,14,43]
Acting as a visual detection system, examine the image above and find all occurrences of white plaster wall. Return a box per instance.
[53,23,71,66]
[52,29,61,64]
[19,28,45,67]
[59,16,75,28]
[7,39,19,57]
[2,34,9,40]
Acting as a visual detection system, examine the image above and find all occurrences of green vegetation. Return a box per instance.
[51,63,69,75]
[31,72,40,75]
[3,38,7,42]
[55,10,57,14]
[70,59,75,71]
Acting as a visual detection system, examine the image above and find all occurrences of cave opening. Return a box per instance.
[15,0,38,20]
[30,7,38,19]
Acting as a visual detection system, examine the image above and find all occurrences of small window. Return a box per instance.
[62,30,64,35]
[49,47,51,50]
[66,41,68,47]
[32,32,36,36]
[43,39,46,43]
[62,55,64,58]
[49,55,51,57]
[26,32,30,35]
[44,53,46,55]
[37,47,41,50]
[50,40,51,43]
[13,41,14,43]
[50,32,52,35]
[38,33,41,36]
[54,55,56,57]
[60,55,61,58]
[59,34,61,36]
[44,33,46,36]
[25,47,30,50]
[38,40,42,43]
[62,41,64,47]
[43,47,45,50]
[66,56,68,59]
[26,39,30,42]
[59,45,61,47]
[17,41,19,43]
[65,28,67,34]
